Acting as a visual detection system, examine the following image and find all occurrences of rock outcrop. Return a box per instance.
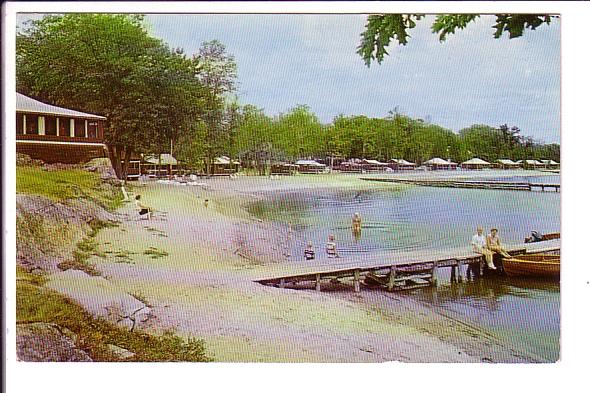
[16,323,92,362]
[46,270,153,331]
[16,194,118,272]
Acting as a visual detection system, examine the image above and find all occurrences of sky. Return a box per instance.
[16,13,561,143]
[144,14,560,143]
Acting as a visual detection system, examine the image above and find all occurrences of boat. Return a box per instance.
[541,232,561,241]
[524,231,560,243]
[503,253,560,279]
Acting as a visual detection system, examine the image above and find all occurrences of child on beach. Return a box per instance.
[326,234,340,258]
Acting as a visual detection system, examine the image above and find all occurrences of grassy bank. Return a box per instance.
[16,166,124,211]
[17,267,210,362]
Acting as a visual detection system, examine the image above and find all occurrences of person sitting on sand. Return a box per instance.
[326,234,340,258]
[204,199,209,208]
[304,242,315,260]
[471,226,496,270]
[134,195,153,220]
[486,228,511,258]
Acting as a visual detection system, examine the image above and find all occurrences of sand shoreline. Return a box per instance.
[79,171,555,362]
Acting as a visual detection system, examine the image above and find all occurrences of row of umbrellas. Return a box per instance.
[296,157,559,168]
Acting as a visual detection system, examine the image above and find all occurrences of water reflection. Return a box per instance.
[415,274,560,312]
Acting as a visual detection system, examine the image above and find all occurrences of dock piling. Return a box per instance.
[387,266,396,291]
[353,269,360,293]
[431,262,438,286]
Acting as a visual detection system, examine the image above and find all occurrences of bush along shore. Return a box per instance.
[15,155,211,362]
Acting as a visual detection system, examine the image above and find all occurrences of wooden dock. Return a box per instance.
[361,178,560,192]
[255,243,560,293]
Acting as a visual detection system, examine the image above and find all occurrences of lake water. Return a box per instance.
[248,175,560,361]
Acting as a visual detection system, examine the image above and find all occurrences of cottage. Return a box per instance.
[143,154,179,177]
[540,160,560,169]
[123,153,178,180]
[423,157,458,170]
[519,159,545,170]
[270,163,299,175]
[213,156,240,176]
[460,157,492,170]
[16,92,106,164]
[361,159,388,172]
[338,158,363,173]
[388,158,416,171]
[496,159,521,169]
[295,159,326,174]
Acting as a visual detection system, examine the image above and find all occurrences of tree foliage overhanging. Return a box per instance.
[358,13,556,66]
[16,13,559,177]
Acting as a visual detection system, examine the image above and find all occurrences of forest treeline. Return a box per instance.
[217,105,560,169]
[17,14,559,178]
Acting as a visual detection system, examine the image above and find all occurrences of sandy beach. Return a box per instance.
[59,171,557,362]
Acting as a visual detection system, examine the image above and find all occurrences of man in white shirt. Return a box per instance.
[471,226,496,270]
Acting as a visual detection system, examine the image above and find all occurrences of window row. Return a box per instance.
[16,114,100,138]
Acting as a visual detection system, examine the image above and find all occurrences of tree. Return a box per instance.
[273,105,326,159]
[192,40,239,174]
[16,14,210,179]
[358,14,556,66]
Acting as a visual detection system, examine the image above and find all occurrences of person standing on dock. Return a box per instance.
[471,226,496,270]
[486,228,512,258]
[326,234,340,258]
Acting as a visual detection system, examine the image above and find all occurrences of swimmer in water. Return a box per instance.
[326,234,340,258]
[304,242,315,260]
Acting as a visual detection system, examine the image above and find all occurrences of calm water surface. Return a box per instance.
[248,175,560,361]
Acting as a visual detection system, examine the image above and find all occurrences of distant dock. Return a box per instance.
[361,178,560,192]
[255,243,560,293]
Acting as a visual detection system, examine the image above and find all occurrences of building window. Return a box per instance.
[25,114,39,134]
[58,117,71,136]
[45,115,57,136]
[74,118,85,137]
[16,114,24,134]
[87,121,98,139]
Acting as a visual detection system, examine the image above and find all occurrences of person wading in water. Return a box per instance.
[352,212,362,241]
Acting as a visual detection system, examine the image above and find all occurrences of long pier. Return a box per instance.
[255,242,560,293]
[361,178,560,192]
